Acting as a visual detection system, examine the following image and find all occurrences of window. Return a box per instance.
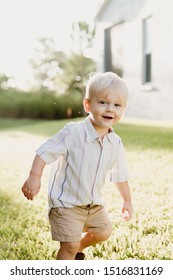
[104,22,124,77]
[142,17,152,84]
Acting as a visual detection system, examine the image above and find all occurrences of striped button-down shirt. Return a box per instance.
[36,116,129,209]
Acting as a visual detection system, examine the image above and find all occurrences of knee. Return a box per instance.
[101,228,112,241]
[92,228,112,242]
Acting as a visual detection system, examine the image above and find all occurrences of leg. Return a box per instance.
[78,228,112,252]
[56,241,80,260]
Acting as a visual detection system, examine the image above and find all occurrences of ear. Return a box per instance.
[83,98,90,113]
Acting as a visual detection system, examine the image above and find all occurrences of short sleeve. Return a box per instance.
[110,138,129,183]
[36,124,72,164]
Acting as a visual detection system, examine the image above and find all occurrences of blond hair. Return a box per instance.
[85,72,129,105]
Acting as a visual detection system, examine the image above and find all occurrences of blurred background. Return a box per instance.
[0,0,100,119]
[1,0,173,121]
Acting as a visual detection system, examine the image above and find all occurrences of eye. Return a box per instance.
[99,101,107,105]
[114,103,121,107]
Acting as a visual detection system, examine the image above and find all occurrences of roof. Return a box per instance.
[94,0,111,21]
[94,0,147,23]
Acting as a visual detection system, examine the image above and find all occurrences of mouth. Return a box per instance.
[102,116,114,120]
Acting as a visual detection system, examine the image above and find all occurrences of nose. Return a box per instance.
[106,103,114,112]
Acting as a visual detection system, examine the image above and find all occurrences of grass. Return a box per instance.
[0,117,173,260]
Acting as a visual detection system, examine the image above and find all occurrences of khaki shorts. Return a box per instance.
[49,205,112,242]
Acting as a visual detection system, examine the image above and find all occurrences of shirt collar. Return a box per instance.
[107,130,115,143]
[84,116,115,143]
[84,116,99,142]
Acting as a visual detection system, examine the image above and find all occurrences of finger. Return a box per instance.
[23,189,34,200]
[122,211,129,220]
[21,185,25,193]
[21,184,29,194]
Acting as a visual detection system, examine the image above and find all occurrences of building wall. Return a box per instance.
[95,0,173,120]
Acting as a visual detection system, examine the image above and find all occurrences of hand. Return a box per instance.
[122,200,133,221]
[21,175,41,200]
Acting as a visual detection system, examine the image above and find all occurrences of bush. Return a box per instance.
[0,90,83,119]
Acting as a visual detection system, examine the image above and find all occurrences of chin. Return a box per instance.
[100,123,112,129]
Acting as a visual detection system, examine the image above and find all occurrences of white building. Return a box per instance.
[94,0,173,120]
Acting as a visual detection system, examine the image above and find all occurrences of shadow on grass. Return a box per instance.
[0,118,41,131]
[115,122,173,151]
[0,118,172,151]
[0,118,69,137]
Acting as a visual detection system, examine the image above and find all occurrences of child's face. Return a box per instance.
[84,89,126,134]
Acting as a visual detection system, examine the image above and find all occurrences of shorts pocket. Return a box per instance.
[50,207,64,217]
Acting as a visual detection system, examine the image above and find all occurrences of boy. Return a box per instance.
[22,72,133,260]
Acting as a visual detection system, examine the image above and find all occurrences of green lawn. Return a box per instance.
[0,117,173,260]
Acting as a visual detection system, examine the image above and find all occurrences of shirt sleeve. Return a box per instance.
[36,124,72,164]
[110,138,129,183]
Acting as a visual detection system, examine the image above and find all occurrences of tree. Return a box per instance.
[70,21,96,55]
[55,53,95,96]
[30,37,66,91]
[0,73,10,90]
[55,21,96,95]
[30,22,96,95]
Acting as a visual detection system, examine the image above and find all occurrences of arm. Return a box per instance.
[21,155,46,200]
[115,181,133,221]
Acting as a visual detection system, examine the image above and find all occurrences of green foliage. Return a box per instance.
[0,90,83,119]
[56,53,96,95]
[0,73,10,90]
[30,37,66,91]
[30,22,96,94]
[70,21,96,55]
[0,118,173,259]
